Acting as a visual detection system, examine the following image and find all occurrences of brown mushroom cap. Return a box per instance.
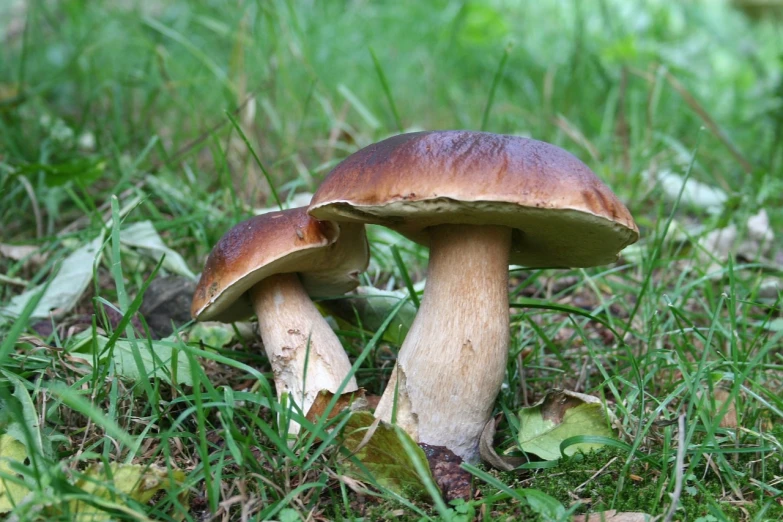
[308,130,639,268]
[191,206,369,323]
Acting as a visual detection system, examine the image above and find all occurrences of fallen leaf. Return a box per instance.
[277,508,303,522]
[698,224,738,273]
[651,169,727,214]
[745,209,774,248]
[757,277,781,303]
[479,416,526,471]
[2,372,47,458]
[187,322,237,349]
[69,332,194,386]
[0,244,45,266]
[120,221,196,280]
[517,390,616,461]
[693,209,776,277]
[758,317,783,332]
[305,389,368,424]
[340,411,435,499]
[0,434,31,513]
[572,510,653,521]
[704,387,738,429]
[70,463,188,521]
[0,233,104,321]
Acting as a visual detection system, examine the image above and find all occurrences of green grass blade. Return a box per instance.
[369,47,403,132]
[480,44,511,131]
[225,110,282,209]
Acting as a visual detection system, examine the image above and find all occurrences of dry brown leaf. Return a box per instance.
[479,415,526,471]
[304,388,369,424]
[713,388,739,429]
[696,385,739,429]
[0,243,46,266]
[333,473,370,495]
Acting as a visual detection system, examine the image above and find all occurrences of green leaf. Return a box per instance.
[120,221,196,280]
[1,373,47,459]
[651,168,728,214]
[516,390,616,461]
[278,508,302,522]
[13,157,106,187]
[518,488,567,521]
[0,434,31,513]
[188,322,236,350]
[70,333,194,386]
[339,411,435,499]
[70,463,188,520]
[456,3,509,46]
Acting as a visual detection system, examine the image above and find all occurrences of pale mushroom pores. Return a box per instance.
[308,130,639,462]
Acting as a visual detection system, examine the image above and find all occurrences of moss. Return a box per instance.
[322,443,782,520]
[503,448,783,520]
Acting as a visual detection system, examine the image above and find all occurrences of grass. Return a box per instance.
[1,0,783,520]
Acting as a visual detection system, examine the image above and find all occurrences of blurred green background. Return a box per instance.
[2,0,781,248]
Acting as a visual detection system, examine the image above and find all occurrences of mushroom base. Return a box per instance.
[251,273,358,432]
[374,224,511,462]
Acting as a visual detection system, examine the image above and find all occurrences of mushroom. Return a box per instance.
[191,206,369,433]
[308,131,639,462]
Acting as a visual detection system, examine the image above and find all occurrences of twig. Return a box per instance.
[575,456,618,492]
[663,413,686,522]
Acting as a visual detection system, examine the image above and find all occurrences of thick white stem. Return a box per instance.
[251,273,358,433]
[375,224,511,462]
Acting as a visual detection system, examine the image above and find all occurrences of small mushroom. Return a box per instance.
[309,130,639,462]
[191,207,369,433]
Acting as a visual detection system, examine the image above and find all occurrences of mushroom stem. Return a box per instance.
[374,224,511,462]
[250,272,358,431]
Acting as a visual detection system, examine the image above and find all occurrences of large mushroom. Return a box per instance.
[191,206,369,433]
[308,131,639,462]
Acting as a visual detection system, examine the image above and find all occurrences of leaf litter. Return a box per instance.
[304,390,438,500]
[515,390,616,462]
